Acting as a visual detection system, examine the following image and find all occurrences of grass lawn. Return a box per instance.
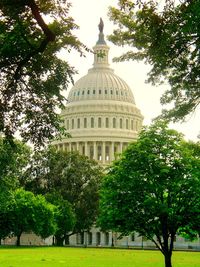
[0,247,199,267]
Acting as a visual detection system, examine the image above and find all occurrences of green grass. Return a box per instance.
[0,247,199,267]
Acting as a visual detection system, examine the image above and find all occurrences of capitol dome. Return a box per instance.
[55,19,143,166]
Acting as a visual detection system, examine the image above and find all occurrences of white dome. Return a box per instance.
[68,68,136,104]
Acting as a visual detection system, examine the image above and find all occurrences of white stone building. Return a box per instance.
[53,20,143,167]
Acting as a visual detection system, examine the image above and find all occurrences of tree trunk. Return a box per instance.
[16,234,21,246]
[164,253,172,267]
[55,236,64,246]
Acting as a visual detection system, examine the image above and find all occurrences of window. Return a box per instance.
[113,118,116,128]
[84,118,87,128]
[98,145,102,160]
[105,89,107,94]
[120,118,123,129]
[89,146,93,159]
[66,119,69,130]
[110,89,113,95]
[77,91,80,96]
[131,120,133,130]
[105,232,109,245]
[98,117,102,128]
[131,234,135,242]
[74,92,76,96]
[72,119,74,129]
[91,117,94,128]
[96,232,101,245]
[88,232,92,245]
[116,90,118,95]
[99,89,101,94]
[126,119,129,129]
[93,89,95,94]
[105,118,109,128]
[82,90,85,95]
[87,90,90,94]
[106,146,109,161]
[77,118,80,128]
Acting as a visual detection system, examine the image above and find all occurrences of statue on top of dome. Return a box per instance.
[98,18,104,33]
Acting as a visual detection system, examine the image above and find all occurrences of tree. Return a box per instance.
[46,193,76,246]
[99,122,200,267]
[0,137,30,243]
[0,0,86,146]
[22,147,103,243]
[10,188,56,246]
[108,0,200,120]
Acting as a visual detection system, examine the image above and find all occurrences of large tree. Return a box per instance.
[108,0,200,120]
[0,0,85,146]
[0,137,30,243]
[9,188,56,246]
[99,122,200,267]
[22,147,103,244]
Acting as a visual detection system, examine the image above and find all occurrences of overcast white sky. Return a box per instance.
[63,0,199,141]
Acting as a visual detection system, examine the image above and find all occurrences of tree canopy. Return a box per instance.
[108,0,200,120]
[21,147,103,243]
[99,122,200,267]
[8,188,56,246]
[0,0,85,146]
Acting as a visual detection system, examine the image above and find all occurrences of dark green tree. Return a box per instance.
[10,188,56,246]
[108,0,200,120]
[46,193,76,246]
[0,137,30,243]
[99,122,200,267]
[0,0,86,146]
[22,147,103,242]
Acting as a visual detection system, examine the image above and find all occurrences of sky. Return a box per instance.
[63,0,200,142]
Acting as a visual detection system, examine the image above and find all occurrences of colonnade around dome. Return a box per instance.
[55,140,129,166]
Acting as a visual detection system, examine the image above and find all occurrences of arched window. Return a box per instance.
[131,120,133,130]
[120,118,123,129]
[91,117,94,128]
[96,232,101,246]
[77,118,80,128]
[126,119,129,129]
[105,118,109,128]
[113,118,116,128]
[84,118,87,128]
[98,117,102,128]
[105,232,109,245]
[72,119,74,129]
[88,232,92,245]
[66,119,69,130]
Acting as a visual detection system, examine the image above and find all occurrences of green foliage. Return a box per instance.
[9,188,56,245]
[46,192,76,246]
[22,147,103,236]
[108,0,200,120]
[0,0,86,146]
[99,121,200,267]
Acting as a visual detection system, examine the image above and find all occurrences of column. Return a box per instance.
[76,142,79,153]
[111,142,115,162]
[120,142,123,154]
[69,142,72,152]
[62,143,65,151]
[93,141,97,161]
[102,141,105,164]
[85,141,88,157]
